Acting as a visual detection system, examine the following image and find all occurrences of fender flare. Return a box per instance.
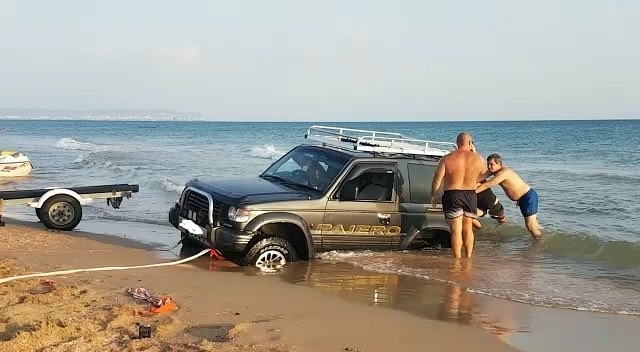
[244,212,315,259]
[31,189,91,209]
[422,225,450,234]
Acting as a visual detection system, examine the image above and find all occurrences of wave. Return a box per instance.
[465,287,639,316]
[55,137,120,152]
[538,232,640,266]
[138,178,184,194]
[70,156,142,175]
[249,145,285,160]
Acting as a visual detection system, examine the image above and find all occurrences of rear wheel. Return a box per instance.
[39,195,83,231]
[244,237,298,271]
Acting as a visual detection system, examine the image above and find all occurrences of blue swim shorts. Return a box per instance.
[517,188,538,218]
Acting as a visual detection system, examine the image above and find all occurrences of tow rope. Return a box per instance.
[0,248,212,284]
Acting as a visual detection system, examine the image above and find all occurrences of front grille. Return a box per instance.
[185,191,209,210]
[183,190,211,226]
[182,189,225,226]
[212,202,221,222]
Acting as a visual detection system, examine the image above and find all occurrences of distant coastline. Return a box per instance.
[0,108,205,121]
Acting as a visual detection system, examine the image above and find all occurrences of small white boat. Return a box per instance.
[0,151,33,177]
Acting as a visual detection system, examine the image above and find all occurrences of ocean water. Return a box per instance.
[1,119,639,316]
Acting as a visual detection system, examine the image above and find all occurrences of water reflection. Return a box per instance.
[178,245,525,337]
[275,258,524,338]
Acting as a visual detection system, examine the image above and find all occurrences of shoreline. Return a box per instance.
[1,218,638,351]
[0,220,515,352]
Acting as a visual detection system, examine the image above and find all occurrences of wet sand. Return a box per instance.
[2,218,639,351]
[0,220,515,352]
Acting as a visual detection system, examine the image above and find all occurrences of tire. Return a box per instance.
[39,195,83,231]
[243,237,298,271]
[35,208,45,222]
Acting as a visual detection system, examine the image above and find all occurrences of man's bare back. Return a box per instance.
[439,150,486,191]
[430,132,486,258]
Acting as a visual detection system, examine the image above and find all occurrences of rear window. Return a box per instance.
[406,163,437,203]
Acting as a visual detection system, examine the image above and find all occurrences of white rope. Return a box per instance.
[0,249,211,284]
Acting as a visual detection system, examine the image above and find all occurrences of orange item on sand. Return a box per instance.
[149,297,176,314]
[209,248,226,260]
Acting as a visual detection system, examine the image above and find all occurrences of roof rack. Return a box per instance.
[305,125,456,157]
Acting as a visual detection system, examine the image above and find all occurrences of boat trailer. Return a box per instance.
[0,184,139,231]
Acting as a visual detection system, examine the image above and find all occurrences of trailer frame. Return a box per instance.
[0,183,139,231]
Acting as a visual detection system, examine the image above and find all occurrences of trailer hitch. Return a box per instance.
[107,197,123,209]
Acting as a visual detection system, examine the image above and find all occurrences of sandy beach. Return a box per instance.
[0,219,516,352]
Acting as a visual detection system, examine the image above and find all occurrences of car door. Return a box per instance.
[321,162,400,250]
[394,161,450,248]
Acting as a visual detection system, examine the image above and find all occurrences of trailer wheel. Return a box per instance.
[35,208,45,222]
[40,195,83,231]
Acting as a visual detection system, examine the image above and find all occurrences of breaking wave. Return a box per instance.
[249,145,285,159]
[55,137,119,152]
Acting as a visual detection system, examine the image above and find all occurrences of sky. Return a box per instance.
[0,0,638,121]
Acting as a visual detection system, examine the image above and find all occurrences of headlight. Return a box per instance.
[227,206,251,223]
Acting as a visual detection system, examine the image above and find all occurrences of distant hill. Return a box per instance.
[0,108,205,121]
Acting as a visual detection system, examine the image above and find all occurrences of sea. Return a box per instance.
[1,119,639,320]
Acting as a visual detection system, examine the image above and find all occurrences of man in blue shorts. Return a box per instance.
[475,154,541,237]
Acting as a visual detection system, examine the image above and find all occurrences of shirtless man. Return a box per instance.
[431,132,486,258]
[476,154,542,237]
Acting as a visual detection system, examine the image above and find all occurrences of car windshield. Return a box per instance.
[261,145,350,193]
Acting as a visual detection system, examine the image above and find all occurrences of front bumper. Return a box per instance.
[170,203,254,252]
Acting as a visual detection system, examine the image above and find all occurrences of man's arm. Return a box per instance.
[478,170,491,183]
[430,160,446,207]
[477,155,489,182]
[476,169,507,193]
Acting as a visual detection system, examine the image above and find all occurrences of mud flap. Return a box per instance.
[400,227,421,250]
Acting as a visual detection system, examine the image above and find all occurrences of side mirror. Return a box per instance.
[340,181,359,201]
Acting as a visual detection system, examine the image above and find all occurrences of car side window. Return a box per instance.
[406,163,437,204]
[335,164,396,202]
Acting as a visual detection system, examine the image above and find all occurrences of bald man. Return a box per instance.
[431,132,486,258]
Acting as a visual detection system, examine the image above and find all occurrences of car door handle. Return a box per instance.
[377,213,391,225]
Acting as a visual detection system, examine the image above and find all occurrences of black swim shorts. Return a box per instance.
[477,188,497,213]
[442,190,477,220]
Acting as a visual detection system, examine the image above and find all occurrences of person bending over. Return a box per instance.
[469,144,506,229]
[473,188,506,229]
[476,154,541,237]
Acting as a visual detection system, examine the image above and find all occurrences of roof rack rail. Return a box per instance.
[305,125,456,157]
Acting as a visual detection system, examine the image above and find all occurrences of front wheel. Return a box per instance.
[39,195,83,231]
[243,237,298,271]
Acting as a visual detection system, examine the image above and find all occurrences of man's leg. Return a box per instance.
[525,215,542,237]
[447,217,463,258]
[473,209,484,229]
[461,216,475,258]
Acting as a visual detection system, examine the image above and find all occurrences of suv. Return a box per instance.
[169,126,455,269]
